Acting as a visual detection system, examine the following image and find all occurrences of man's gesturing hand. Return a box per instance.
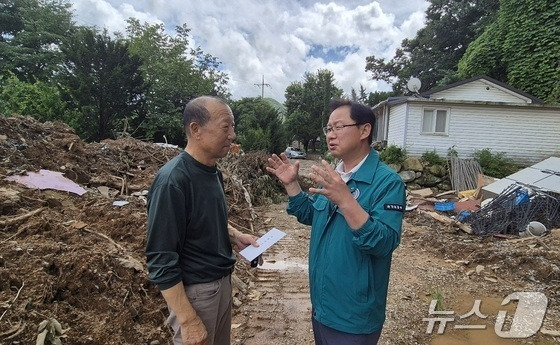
[266,153,300,186]
[308,160,352,206]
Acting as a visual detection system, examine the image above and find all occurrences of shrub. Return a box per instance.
[474,148,518,178]
[379,144,407,165]
[447,145,458,158]
[421,150,445,166]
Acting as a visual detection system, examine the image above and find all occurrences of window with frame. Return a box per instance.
[422,108,449,134]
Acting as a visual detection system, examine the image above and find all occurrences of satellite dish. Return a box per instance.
[407,77,422,93]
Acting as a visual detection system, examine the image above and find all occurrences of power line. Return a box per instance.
[254,75,271,98]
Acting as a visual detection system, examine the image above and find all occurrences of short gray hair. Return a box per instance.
[182,96,227,137]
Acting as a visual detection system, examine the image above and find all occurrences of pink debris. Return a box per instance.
[5,169,87,195]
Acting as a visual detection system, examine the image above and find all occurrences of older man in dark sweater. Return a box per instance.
[146,96,258,345]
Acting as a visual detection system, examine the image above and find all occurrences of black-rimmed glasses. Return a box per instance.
[322,123,361,135]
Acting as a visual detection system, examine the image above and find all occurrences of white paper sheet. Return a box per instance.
[239,228,286,261]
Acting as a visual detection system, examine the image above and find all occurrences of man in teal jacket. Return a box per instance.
[267,99,405,344]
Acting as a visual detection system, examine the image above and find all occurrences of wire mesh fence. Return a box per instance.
[463,184,560,236]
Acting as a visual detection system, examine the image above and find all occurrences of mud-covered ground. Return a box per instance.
[0,115,558,344]
[232,201,560,345]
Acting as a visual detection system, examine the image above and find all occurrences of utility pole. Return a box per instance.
[254,75,271,98]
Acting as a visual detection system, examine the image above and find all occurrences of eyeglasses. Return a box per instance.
[322,123,361,135]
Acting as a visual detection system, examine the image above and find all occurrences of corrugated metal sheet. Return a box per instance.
[483,157,560,197]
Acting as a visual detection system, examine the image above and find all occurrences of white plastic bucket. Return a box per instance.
[522,221,547,237]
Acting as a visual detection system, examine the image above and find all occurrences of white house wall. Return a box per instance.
[430,80,532,103]
[404,102,560,164]
[387,103,407,147]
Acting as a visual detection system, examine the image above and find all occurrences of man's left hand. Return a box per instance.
[308,160,352,206]
[235,232,259,250]
[235,233,264,266]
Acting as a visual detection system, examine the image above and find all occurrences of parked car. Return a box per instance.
[285,146,307,159]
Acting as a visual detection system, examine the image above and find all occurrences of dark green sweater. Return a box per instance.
[146,151,236,289]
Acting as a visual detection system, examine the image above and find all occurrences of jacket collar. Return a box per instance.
[348,148,379,185]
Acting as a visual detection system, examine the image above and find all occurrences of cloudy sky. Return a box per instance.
[68,0,429,101]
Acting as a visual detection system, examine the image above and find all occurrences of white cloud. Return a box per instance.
[400,10,427,38]
[69,0,429,101]
[71,0,161,33]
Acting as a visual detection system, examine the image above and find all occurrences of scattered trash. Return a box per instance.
[519,221,547,237]
[480,198,493,208]
[454,199,481,213]
[36,318,67,345]
[410,188,434,198]
[406,204,418,211]
[131,190,149,197]
[515,188,530,205]
[456,211,471,222]
[97,186,112,198]
[461,184,560,236]
[155,143,180,150]
[112,200,129,207]
[434,202,455,212]
[458,189,478,199]
[4,169,86,195]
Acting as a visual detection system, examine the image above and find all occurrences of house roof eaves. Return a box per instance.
[420,75,544,104]
[401,97,560,109]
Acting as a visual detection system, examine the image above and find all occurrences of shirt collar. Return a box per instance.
[335,154,369,183]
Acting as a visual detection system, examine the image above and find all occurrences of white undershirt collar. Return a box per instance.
[335,154,369,183]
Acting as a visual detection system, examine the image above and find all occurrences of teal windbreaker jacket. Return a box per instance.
[287,149,406,334]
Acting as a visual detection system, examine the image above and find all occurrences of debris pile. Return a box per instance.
[407,155,560,239]
[0,115,281,344]
[464,184,560,236]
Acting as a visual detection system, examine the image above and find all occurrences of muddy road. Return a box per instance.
[232,203,313,344]
[230,172,560,345]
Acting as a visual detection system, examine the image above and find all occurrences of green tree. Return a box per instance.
[284,109,315,150]
[125,19,230,144]
[365,0,499,93]
[351,88,358,102]
[59,27,145,141]
[0,73,70,123]
[230,97,285,154]
[0,0,75,82]
[458,0,560,103]
[284,69,343,151]
[350,86,396,107]
[366,90,396,107]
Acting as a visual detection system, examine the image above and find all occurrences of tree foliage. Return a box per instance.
[458,0,560,103]
[365,0,499,93]
[230,97,285,154]
[125,19,230,144]
[284,69,343,150]
[0,73,70,122]
[59,27,146,141]
[0,0,75,82]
